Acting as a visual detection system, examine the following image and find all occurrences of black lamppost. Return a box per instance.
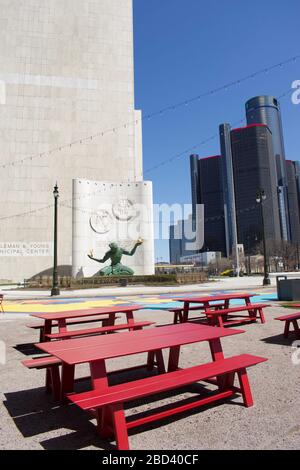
[256,189,271,286]
[51,183,60,296]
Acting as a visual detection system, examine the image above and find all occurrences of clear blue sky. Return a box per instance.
[133,0,300,261]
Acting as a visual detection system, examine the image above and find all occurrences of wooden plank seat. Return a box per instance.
[169,304,225,324]
[275,312,300,339]
[68,353,267,450]
[26,316,115,329]
[204,303,270,327]
[44,321,155,341]
[26,316,120,341]
[22,356,62,400]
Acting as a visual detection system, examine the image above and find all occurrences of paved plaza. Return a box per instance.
[0,277,299,450]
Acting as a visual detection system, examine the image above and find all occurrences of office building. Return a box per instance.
[246,96,290,241]
[286,161,300,244]
[190,155,227,255]
[230,124,281,251]
[219,123,238,257]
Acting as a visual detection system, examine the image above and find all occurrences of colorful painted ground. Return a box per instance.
[2,291,278,315]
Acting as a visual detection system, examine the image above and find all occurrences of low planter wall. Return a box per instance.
[25,272,208,289]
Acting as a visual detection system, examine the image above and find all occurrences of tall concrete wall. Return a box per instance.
[0,0,144,281]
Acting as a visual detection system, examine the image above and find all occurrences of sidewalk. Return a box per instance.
[0,275,276,301]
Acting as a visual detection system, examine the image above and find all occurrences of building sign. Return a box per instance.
[0,242,53,257]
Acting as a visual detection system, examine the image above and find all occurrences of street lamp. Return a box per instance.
[51,183,60,296]
[256,189,271,286]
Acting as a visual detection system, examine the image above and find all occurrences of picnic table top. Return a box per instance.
[35,323,244,365]
[30,304,142,321]
[176,293,255,304]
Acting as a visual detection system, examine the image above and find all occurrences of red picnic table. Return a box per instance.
[35,322,267,449]
[173,293,269,326]
[29,305,146,342]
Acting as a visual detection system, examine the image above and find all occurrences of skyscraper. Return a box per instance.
[0,0,152,281]
[286,161,300,244]
[246,96,290,241]
[231,124,281,251]
[190,154,201,231]
[219,123,238,258]
[190,155,227,255]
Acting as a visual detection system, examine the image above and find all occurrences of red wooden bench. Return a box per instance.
[204,303,270,327]
[22,356,62,400]
[68,353,267,450]
[30,305,142,342]
[44,321,154,341]
[275,312,300,339]
[26,316,119,342]
[169,304,224,324]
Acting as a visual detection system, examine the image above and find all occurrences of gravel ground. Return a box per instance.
[0,305,299,450]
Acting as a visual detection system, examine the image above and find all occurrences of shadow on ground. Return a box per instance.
[260,334,297,346]
[3,371,242,450]
[14,343,41,356]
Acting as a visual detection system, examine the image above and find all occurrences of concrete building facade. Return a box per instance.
[0,0,148,281]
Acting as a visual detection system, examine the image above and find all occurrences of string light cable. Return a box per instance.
[0,85,295,222]
[0,53,298,171]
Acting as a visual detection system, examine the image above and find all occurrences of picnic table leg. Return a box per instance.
[111,404,130,450]
[284,320,290,338]
[42,320,53,342]
[126,310,135,330]
[61,363,75,402]
[258,308,265,324]
[168,346,181,372]
[183,302,190,322]
[90,360,109,390]
[237,368,254,407]
[147,350,166,373]
[209,338,224,361]
[89,360,113,439]
[216,314,224,328]
[47,366,61,401]
[209,338,225,389]
[245,297,256,320]
[292,320,300,338]
[103,313,116,328]
[57,319,67,332]
[173,310,183,324]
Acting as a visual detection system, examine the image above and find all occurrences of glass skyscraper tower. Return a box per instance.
[246,96,290,241]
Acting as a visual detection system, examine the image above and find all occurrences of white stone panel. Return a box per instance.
[72,178,155,277]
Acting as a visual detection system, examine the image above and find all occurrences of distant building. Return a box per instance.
[190,155,227,255]
[246,96,290,241]
[180,251,221,266]
[230,124,281,251]
[219,123,239,257]
[169,215,195,264]
[286,161,300,244]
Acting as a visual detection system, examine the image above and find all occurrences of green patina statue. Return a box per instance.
[88,239,143,276]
